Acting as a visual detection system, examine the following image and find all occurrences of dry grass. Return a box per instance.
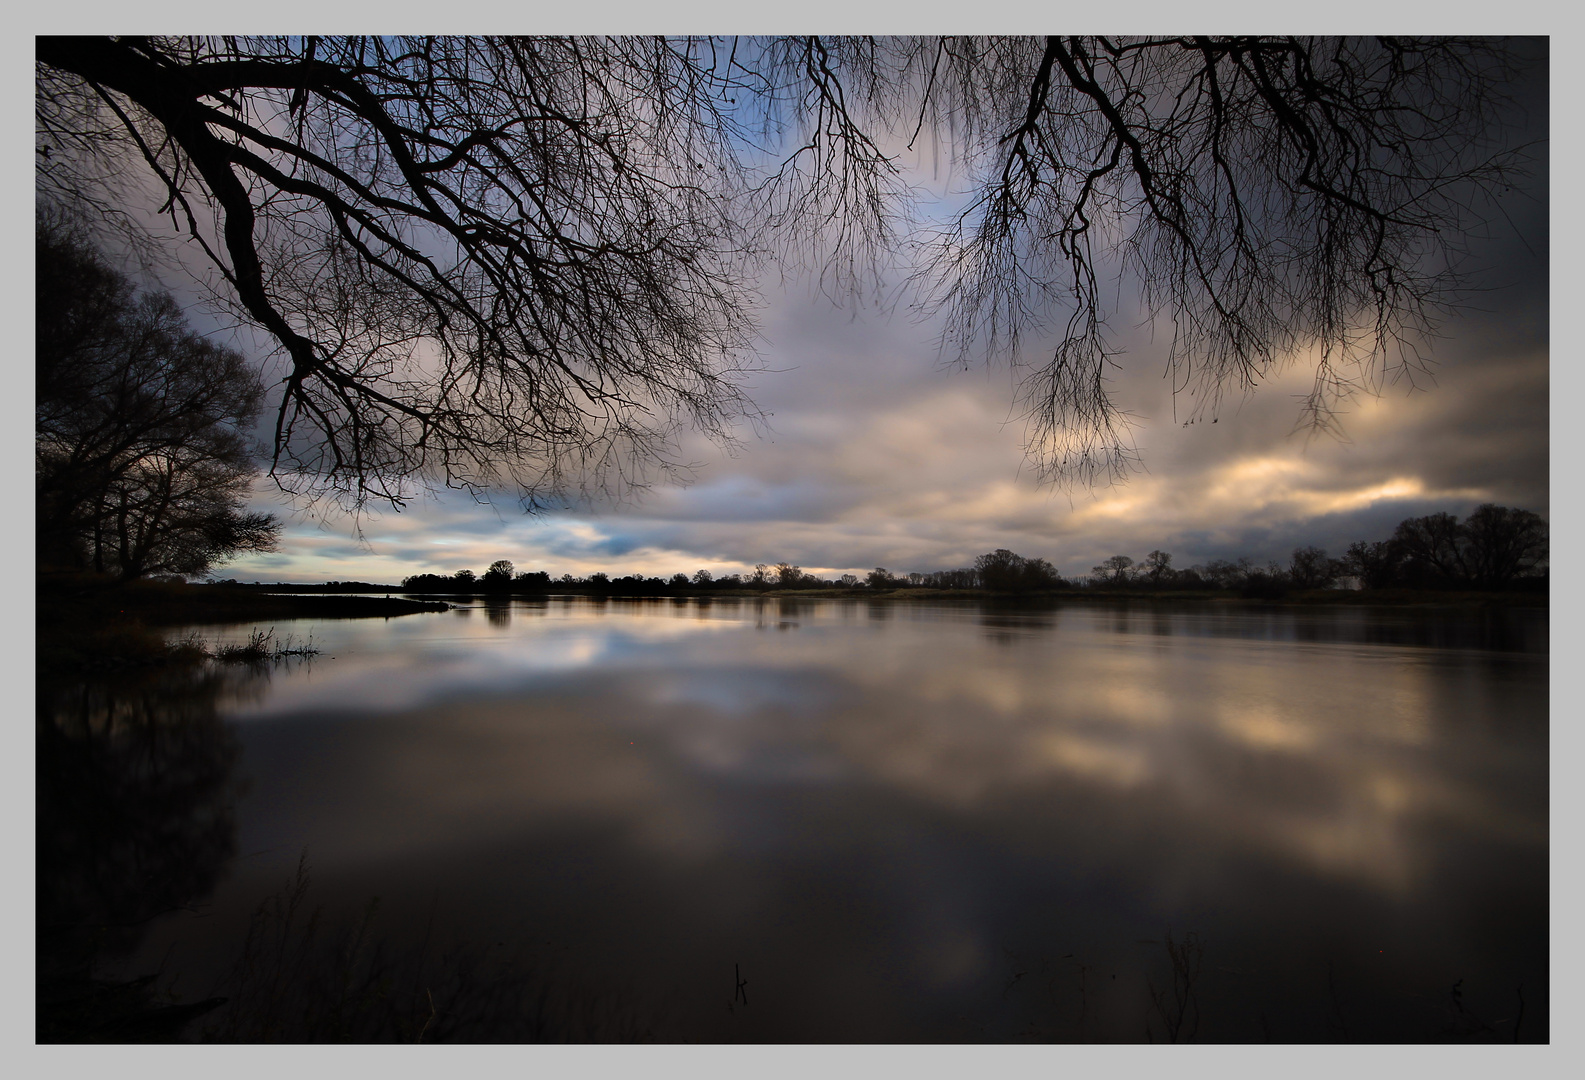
[210,628,318,664]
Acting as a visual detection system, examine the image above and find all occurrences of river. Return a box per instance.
[39,596,1548,1042]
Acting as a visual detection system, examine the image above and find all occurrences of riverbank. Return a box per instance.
[222,581,1545,607]
[39,575,449,624]
[36,575,450,682]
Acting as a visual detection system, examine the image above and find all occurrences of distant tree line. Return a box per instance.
[402,560,843,596]
[1077,504,1546,597]
[398,506,1544,600]
[398,552,1071,597]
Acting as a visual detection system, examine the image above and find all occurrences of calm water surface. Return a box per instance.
[64,597,1549,1041]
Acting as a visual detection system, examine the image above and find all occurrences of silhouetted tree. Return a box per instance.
[1461,504,1547,588]
[1287,546,1338,590]
[1198,557,1255,590]
[481,560,515,590]
[976,548,1064,591]
[867,567,896,590]
[692,569,714,587]
[36,225,280,579]
[36,36,1532,504]
[920,567,980,590]
[1239,561,1291,599]
[513,570,551,590]
[838,574,859,588]
[774,562,803,588]
[1090,554,1136,587]
[1024,558,1064,590]
[1392,504,1547,589]
[1392,512,1467,585]
[1140,550,1175,587]
[1340,540,1405,590]
[976,549,1021,590]
[607,573,664,595]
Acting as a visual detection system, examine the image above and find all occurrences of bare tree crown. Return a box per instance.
[36,36,1533,508]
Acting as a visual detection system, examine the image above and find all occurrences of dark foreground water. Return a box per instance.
[39,597,1548,1042]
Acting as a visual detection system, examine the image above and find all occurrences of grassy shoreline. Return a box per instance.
[36,576,450,681]
[39,576,450,625]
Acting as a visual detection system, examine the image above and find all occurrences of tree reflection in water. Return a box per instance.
[37,655,675,1042]
[36,660,258,1041]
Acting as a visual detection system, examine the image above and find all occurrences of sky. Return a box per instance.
[26,34,1552,586]
[226,245,1548,585]
[216,44,1549,587]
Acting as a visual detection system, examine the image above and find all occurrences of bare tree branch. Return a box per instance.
[36,35,1535,503]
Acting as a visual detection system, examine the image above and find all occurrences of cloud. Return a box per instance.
[219,58,1548,586]
[226,289,1546,584]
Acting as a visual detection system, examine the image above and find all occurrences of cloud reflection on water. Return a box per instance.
[216,599,1544,906]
